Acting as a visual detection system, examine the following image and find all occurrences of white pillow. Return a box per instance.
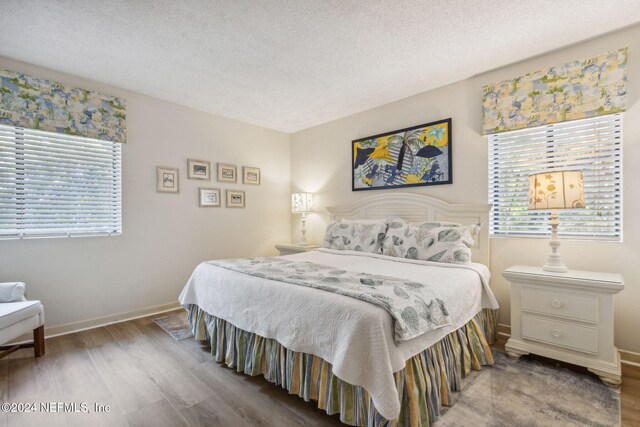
[322,221,387,253]
[382,222,481,264]
[0,282,26,302]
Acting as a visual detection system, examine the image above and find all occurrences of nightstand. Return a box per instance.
[503,265,624,386]
[275,243,320,256]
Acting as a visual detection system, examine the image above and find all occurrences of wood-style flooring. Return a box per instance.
[0,311,638,426]
[0,310,342,427]
[622,363,640,426]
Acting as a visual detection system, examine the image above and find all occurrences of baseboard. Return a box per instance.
[9,301,182,344]
[497,322,511,338]
[618,349,640,367]
[497,323,638,367]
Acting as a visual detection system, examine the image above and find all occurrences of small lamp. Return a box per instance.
[529,170,585,273]
[291,192,314,246]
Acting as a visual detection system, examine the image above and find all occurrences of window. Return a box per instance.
[0,124,122,239]
[489,114,622,240]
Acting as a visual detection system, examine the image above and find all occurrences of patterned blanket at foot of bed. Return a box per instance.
[208,257,452,343]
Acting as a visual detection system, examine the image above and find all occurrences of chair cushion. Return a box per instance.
[0,301,43,330]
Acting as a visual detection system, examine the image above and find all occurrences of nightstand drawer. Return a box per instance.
[521,315,598,355]
[521,287,597,323]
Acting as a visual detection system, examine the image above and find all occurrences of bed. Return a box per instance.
[179,193,499,426]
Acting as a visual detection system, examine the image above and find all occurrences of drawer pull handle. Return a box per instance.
[551,329,562,338]
[551,299,562,308]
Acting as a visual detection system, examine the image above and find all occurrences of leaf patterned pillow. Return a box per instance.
[322,222,387,253]
[382,220,481,264]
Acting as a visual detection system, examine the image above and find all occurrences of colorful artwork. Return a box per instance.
[482,48,627,135]
[352,118,452,191]
[0,70,126,143]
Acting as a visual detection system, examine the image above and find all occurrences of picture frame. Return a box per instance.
[156,167,179,193]
[242,166,261,185]
[351,118,452,191]
[226,190,245,208]
[217,163,237,183]
[187,159,211,180]
[199,188,221,207]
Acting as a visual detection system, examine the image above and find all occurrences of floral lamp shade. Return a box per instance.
[528,170,584,273]
[529,170,584,211]
[291,193,314,213]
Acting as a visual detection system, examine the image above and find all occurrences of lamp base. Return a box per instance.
[298,212,308,246]
[543,253,568,273]
[543,210,568,273]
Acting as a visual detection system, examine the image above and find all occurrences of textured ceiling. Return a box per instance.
[1,1,639,133]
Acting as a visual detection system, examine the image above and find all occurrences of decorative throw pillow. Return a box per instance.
[382,221,481,264]
[322,221,387,253]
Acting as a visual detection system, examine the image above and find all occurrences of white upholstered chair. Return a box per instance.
[0,282,45,358]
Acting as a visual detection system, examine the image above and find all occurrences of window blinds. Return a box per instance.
[489,114,622,240]
[0,124,122,239]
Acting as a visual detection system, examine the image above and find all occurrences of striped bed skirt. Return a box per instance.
[187,305,498,427]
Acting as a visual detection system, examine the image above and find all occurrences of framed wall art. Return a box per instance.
[243,166,261,185]
[187,159,211,180]
[156,167,179,193]
[351,118,452,191]
[199,188,221,207]
[226,190,245,208]
[217,163,237,183]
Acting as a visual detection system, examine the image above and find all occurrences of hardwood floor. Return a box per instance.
[623,364,640,426]
[0,311,342,427]
[0,312,638,426]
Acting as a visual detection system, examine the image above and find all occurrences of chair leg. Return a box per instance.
[33,325,45,357]
[0,345,21,359]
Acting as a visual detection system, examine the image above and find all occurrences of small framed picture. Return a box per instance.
[243,166,261,185]
[199,188,221,207]
[156,167,179,193]
[217,163,237,183]
[226,190,245,208]
[188,159,211,180]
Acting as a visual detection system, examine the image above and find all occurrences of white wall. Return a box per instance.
[0,57,291,330]
[290,25,640,353]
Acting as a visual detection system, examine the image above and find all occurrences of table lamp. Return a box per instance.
[291,193,314,246]
[529,170,584,273]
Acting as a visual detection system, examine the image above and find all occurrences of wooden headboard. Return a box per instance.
[326,193,491,266]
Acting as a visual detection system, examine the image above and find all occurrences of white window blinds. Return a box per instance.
[0,124,122,239]
[489,114,622,240]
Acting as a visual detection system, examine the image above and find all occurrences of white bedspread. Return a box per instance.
[179,248,498,420]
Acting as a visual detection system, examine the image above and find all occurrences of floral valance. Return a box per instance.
[482,48,627,135]
[0,70,126,143]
